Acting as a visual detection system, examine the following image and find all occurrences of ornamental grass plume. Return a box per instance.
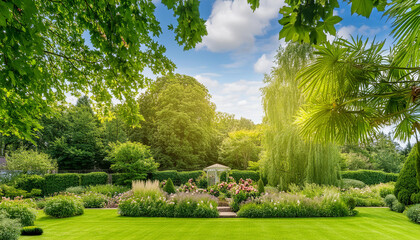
[132,180,162,198]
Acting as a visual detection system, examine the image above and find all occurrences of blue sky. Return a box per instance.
[146,0,394,124]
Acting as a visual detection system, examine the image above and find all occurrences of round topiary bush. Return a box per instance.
[44,195,84,218]
[163,178,176,194]
[394,146,420,205]
[391,200,405,213]
[406,204,420,224]
[21,226,43,236]
[384,194,397,208]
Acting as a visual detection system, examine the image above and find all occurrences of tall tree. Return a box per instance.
[49,96,106,170]
[1,0,207,140]
[218,129,262,170]
[131,74,216,170]
[261,43,340,189]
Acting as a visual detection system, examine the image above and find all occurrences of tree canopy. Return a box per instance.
[1,0,206,140]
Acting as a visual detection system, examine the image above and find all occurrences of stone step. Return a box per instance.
[219,211,237,218]
[217,206,232,212]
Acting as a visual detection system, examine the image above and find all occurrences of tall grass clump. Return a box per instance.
[132,180,162,198]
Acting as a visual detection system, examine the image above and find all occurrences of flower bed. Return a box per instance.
[237,191,352,218]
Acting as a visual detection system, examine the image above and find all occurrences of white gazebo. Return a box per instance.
[203,164,231,186]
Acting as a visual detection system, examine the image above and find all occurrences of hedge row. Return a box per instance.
[221,170,260,183]
[150,171,204,186]
[341,170,398,185]
[43,172,108,195]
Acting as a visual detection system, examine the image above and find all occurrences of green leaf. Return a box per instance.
[351,0,374,18]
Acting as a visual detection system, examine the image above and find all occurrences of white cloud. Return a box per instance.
[335,24,387,41]
[194,75,264,123]
[254,53,275,74]
[337,25,357,40]
[197,0,285,52]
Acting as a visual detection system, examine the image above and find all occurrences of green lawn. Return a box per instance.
[22,208,419,240]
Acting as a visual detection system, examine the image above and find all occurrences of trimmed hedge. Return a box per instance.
[151,171,179,184]
[221,170,260,183]
[80,172,108,186]
[178,171,203,185]
[341,170,398,185]
[43,174,80,195]
[14,175,45,193]
[395,146,420,205]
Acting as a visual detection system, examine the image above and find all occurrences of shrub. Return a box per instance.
[221,170,260,183]
[196,173,208,189]
[384,194,397,208]
[258,179,265,193]
[391,200,405,213]
[151,171,179,185]
[379,186,394,198]
[86,184,129,197]
[44,195,84,218]
[345,197,356,210]
[118,192,218,218]
[108,142,159,186]
[178,171,204,185]
[65,186,86,195]
[406,204,420,224]
[0,216,21,240]
[5,148,57,174]
[340,179,366,189]
[163,178,176,194]
[411,192,420,204]
[81,192,108,208]
[111,173,144,186]
[394,146,420,205]
[0,201,36,227]
[43,174,80,195]
[341,170,398,185]
[21,226,43,236]
[13,175,45,194]
[35,199,46,210]
[80,172,108,186]
[0,185,27,198]
[237,192,350,218]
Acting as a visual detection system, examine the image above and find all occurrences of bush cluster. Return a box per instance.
[44,195,84,218]
[150,170,204,186]
[220,170,260,183]
[21,226,43,236]
[0,201,36,227]
[86,184,129,197]
[406,204,420,224]
[81,192,108,208]
[237,192,351,218]
[0,215,21,240]
[340,179,366,189]
[118,192,218,218]
[384,194,405,213]
[341,170,398,185]
[0,184,28,198]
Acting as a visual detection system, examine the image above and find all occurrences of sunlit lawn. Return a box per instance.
[22,208,420,240]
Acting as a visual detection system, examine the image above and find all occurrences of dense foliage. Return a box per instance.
[0,0,206,140]
[4,149,57,174]
[43,173,80,195]
[21,226,43,236]
[0,215,20,240]
[0,200,36,227]
[218,129,262,170]
[394,147,420,205]
[44,195,84,218]
[131,74,216,170]
[341,170,398,185]
[406,204,420,224]
[80,172,108,186]
[108,142,158,185]
[261,43,339,188]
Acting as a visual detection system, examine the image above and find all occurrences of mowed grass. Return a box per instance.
[22,208,419,240]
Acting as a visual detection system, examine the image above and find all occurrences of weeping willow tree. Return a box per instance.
[261,43,339,189]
